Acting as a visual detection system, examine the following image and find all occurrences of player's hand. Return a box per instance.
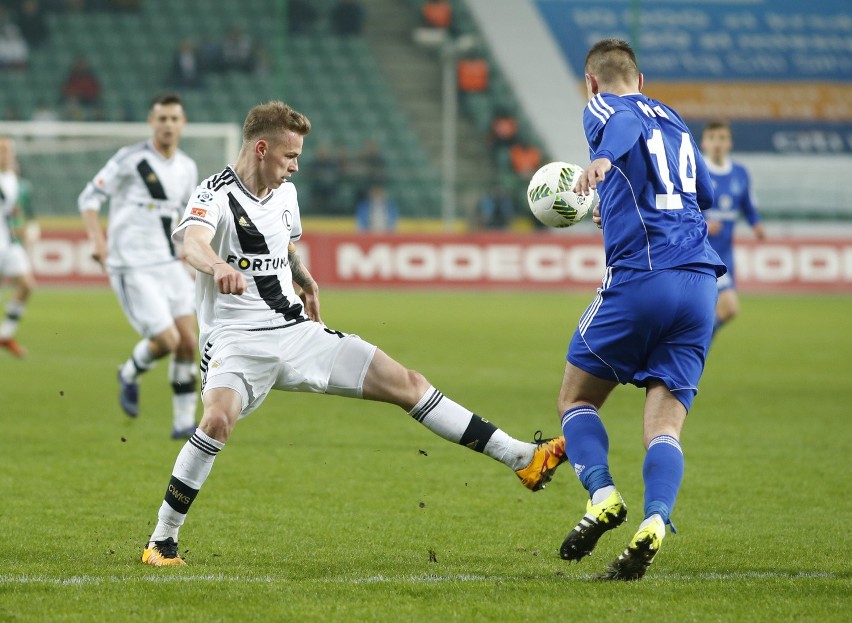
[90,239,108,270]
[706,220,723,236]
[212,262,246,295]
[592,204,602,230]
[573,158,612,195]
[753,223,766,240]
[298,285,322,323]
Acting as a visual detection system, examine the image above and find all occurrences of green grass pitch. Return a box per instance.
[1,288,850,622]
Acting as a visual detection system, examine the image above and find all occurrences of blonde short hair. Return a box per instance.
[242,101,311,144]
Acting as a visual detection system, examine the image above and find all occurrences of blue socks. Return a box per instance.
[562,406,685,529]
[561,405,614,497]
[643,434,684,528]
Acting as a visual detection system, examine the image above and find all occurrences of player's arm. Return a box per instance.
[288,242,321,323]
[693,149,721,234]
[704,213,723,236]
[80,209,108,269]
[78,156,123,268]
[8,204,25,241]
[694,143,715,212]
[573,112,643,195]
[182,224,246,295]
[741,171,766,240]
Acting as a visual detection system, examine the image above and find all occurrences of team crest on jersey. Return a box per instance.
[197,190,213,204]
[282,210,292,230]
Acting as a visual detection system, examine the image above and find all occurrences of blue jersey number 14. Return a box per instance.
[646,129,697,210]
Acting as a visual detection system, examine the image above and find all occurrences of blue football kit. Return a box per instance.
[704,159,760,290]
[567,92,726,411]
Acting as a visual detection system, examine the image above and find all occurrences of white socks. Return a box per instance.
[0,300,25,339]
[408,386,533,471]
[149,429,223,545]
[639,513,665,531]
[591,484,616,506]
[169,359,198,431]
[120,339,155,383]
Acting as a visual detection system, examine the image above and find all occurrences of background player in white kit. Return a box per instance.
[0,136,36,358]
[141,101,567,566]
[79,94,200,438]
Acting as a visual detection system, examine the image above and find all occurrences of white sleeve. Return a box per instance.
[290,188,302,242]
[184,159,199,205]
[77,152,125,213]
[172,186,222,243]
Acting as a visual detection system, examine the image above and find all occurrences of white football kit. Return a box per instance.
[0,170,29,278]
[173,166,376,417]
[79,140,198,337]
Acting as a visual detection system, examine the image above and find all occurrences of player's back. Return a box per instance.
[584,93,724,276]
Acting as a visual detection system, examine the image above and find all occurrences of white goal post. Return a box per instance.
[0,121,241,217]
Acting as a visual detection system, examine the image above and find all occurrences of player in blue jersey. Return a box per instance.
[555,39,726,580]
[700,120,765,336]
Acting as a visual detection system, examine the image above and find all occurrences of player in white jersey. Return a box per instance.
[141,101,568,566]
[0,136,36,358]
[79,94,200,438]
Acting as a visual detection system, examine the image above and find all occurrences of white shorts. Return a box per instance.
[200,321,378,418]
[0,243,31,278]
[109,262,195,338]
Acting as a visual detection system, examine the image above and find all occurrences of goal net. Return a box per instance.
[0,121,241,217]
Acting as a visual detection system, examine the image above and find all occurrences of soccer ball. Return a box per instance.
[527,161,598,228]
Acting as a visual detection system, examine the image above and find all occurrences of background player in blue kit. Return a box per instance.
[701,120,766,336]
[556,39,726,580]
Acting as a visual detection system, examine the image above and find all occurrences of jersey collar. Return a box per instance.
[704,157,733,175]
[227,165,277,205]
[146,139,177,162]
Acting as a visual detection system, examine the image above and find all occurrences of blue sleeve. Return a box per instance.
[591,111,643,163]
[355,201,368,231]
[694,148,714,211]
[388,201,399,231]
[582,106,604,152]
[740,169,760,225]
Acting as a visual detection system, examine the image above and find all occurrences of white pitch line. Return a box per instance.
[0,570,840,586]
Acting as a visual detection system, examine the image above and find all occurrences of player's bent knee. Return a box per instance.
[151,326,180,354]
[361,350,429,409]
[175,336,197,360]
[405,368,430,397]
[718,291,739,322]
[199,410,234,442]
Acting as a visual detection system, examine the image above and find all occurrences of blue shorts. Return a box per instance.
[716,249,735,292]
[567,267,718,411]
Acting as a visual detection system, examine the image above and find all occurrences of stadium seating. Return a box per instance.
[0,0,441,217]
[407,0,547,200]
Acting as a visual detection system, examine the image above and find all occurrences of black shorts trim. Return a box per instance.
[246,317,310,332]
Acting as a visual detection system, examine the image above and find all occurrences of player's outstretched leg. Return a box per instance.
[362,349,567,491]
[142,387,238,566]
[559,405,626,561]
